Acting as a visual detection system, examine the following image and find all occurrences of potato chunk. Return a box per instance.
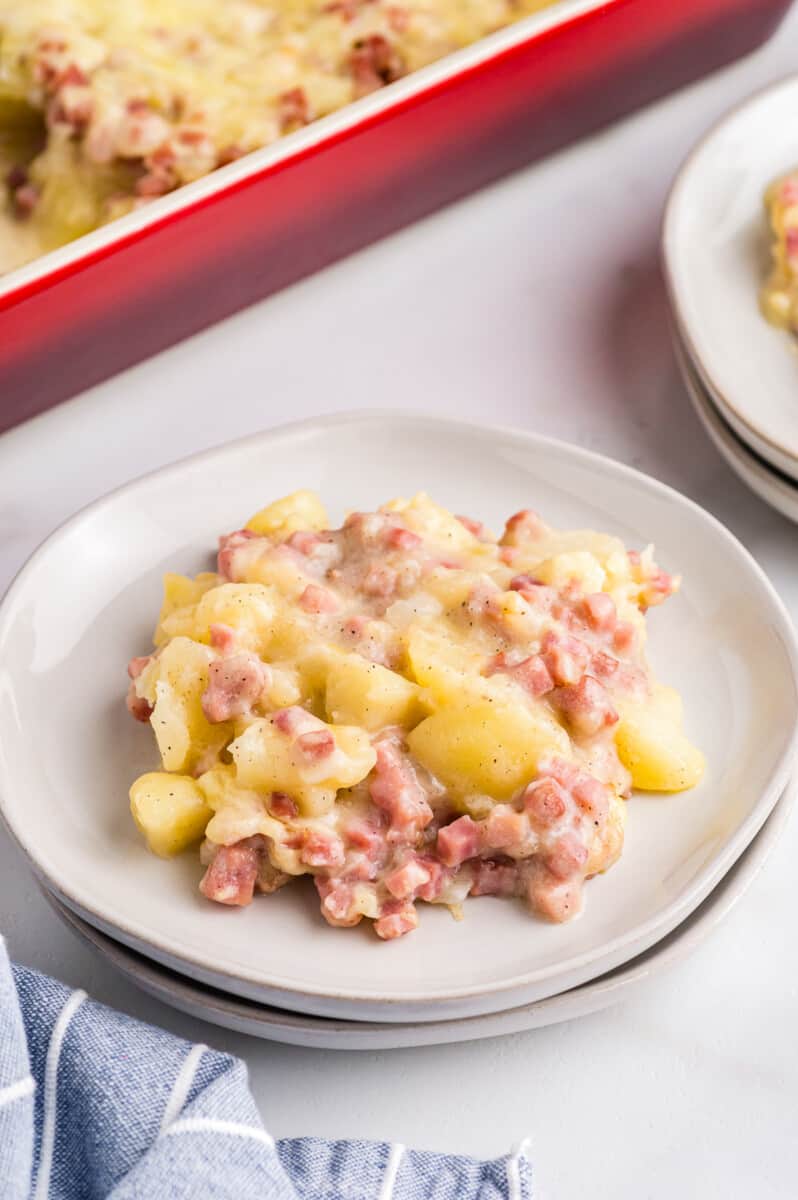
[143,637,230,772]
[155,572,218,645]
[383,493,477,552]
[403,626,486,704]
[534,551,606,596]
[230,715,376,815]
[325,653,426,732]
[246,490,328,539]
[615,688,704,792]
[193,582,278,652]
[130,772,211,857]
[407,698,569,801]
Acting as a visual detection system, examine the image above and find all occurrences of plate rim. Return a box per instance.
[671,326,798,520]
[662,70,798,472]
[1,410,797,1011]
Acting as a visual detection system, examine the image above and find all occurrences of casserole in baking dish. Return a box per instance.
[0,0,792,429]
[0,0,556,270]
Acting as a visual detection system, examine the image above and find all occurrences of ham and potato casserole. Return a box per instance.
[761,171,798,332]
[0,0,555,270]
[126,491,704,940]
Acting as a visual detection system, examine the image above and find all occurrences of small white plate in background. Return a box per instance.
[663,75,798,480]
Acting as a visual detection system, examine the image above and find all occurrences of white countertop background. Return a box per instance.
[2,10,798,1198]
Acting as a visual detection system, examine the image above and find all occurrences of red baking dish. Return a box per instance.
[0,0,792,430]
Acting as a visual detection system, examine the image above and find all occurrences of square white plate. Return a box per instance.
[0,413,796,1020]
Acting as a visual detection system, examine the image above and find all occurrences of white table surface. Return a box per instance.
[2,11,798,1199]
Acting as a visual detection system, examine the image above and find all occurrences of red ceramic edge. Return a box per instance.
[0,0,792,430]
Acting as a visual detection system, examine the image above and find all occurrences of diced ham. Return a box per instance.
[780,178,798,205]
[464,581,501,620]
[456,514,488,539]
[538,756,581,791]
[135,167,173,198]
[482,805,530,852]
[296,729,336,760]
[541,630,590,686]
[127,654,152,680]
[640,568,676,608]
[272,706,320,736]
[487,652,554,699]
[556,674,618,737]
[342,615,368,641]
[349,34,405,97]
[217,528,258,580]
[5,165,28,192]
[572,776,611,823]
[369,741,433,842]
[278,87,311,132]
[345,818,386,859]
[343,511,390,544]
[384,857,431,901]
[613,621,636,654]
[317,879,361,927]
[502,509,546,545]
[209,623,236,653]
[115,100,171,158]
[346,852,378,882]
[269,791,299,820]
[523,778,569,827]
[201,652,267,723]
[199,840,261,906]
[324,0,376,18]
[126,683,153,723]
[436,815,481,868]
[470,860,518,897]
[509,573,543,592]
[11,182,40,217]
[413,857,449,902]
[299,584,338,614]
[32,38,91,93]
[361,564,397,597]
[590,650,619,680]
[384,525,422,552]
[285,529,322,556]
[47,82,93,132]
[582,592,616,632]
[527,869,583,923]
[545,832,589,881]
[300,828,345,868]
[374,900,419,940]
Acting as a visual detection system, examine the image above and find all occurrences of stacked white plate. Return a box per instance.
[663,74,798,524]
[1,414,797,1048]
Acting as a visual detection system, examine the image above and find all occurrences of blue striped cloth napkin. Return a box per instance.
[0,937,532,1199]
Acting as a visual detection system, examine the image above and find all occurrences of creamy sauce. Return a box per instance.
[127,491,705,940]
[0,0,556,268]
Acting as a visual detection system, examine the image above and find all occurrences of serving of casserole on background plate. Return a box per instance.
[0,414,795,1023]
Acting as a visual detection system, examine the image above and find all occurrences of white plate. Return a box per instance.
[41,776,795,1049]
[1,413,797,1021]
[673,331,798,525]
[663,74,798,481]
